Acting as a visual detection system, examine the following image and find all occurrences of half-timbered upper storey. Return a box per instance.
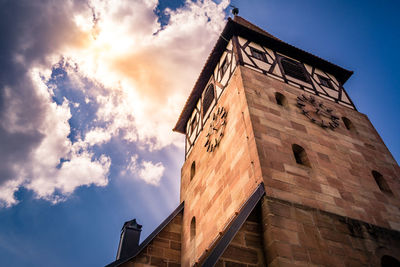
[174,16,354,158]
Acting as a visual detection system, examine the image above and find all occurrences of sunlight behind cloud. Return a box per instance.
[0,0,229,207]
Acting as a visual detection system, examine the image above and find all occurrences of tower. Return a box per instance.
[107,16,400,267]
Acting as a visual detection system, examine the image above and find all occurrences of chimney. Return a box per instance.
[116,219,142,260]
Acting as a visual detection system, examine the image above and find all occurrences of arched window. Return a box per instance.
[381,255,400,267]
[342,117,355,132]
[203,84,215,116]
[275,92,288,107]
[372,170,392,194]
[190,217,196,241]
[292,144,311,167]
[190,161,196,181]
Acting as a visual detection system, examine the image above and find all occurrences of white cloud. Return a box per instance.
[127,155,165,186]
[0,0,229,207]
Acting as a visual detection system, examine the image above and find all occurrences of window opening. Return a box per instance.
[342,117,355,132]
[220,58,228,77]
[372,170,392,194]
[190,217,196,241]
[275,92,288,107]
[190,114,198,135]
[281,57,309,82]
[203,84,215,116]
[317,75,333,89]
[250,47,267,62]
[190,161,196,181]
[292,144,311,167]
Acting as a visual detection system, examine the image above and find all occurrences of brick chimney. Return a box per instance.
[116,219,142,260]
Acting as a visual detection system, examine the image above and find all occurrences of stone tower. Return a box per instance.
[107,16,400,267]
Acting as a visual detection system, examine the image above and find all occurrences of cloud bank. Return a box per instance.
[0,0,229,207]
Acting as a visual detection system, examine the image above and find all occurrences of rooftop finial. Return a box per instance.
[230,5,239,16]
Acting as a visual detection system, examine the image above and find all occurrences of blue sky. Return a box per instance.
[0,1,399,266]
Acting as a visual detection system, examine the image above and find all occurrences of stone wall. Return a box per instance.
[180,67,263,266]
[240,65,400,231]
[261,196,400,266]
[122,212,182,267]
[216,204,266,267]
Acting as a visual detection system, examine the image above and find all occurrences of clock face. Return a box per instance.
[204,106,227,152]
[296,94,339,130]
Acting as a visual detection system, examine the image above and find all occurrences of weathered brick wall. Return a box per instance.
[216,205,266,267]
[261,196,400,266]
[240,66,400,231]
[122,213,182,267]
[180,67,263,266]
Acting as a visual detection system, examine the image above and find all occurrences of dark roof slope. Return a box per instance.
[173,16,353,134]
[198,183,265,266]
[105,202,184,267]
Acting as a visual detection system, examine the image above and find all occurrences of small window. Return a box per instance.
[275,92,288,107]
[190,161,196,181]
[203,84,215,116]
[281,57,309,82]
[342,117,355,132]
[250,47,267,62]
[372,171,392,194]
[220,58,229,77]
[292,144,311,167]
[190,217,196,241]
[190,114,198,135]
[317,75,333,89]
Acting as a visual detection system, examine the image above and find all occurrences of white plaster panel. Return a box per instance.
[253,58,270,72]
[272,64,281,76]
[324,87,339,98]
[287,76,312,87]
[238,36,247,46]
[326,73,340,86]
[216,84,222,99]
[249,42,264,51]
[241,48,253,66]
[315,84,326,95]
[319,94,334,101]
[264,47,275,60]
[304,64,313,74]
[227,40,233,50]
[341,91,351,103]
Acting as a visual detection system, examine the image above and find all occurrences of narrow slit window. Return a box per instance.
[275,92,288,107]
[342,117,355,132]
[190,217,196,241]
[281,57,310,82]
[292,144,311,167]
[203,84,215,116]
[372,170,392,194]
[190,161,196,181]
